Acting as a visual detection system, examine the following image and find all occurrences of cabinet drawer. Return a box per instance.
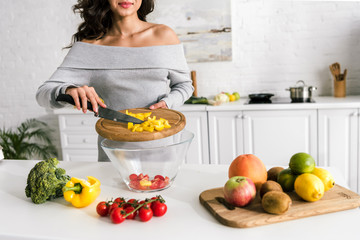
[62,149,98,162]
[58,114,98,131]
[60,132,98,149]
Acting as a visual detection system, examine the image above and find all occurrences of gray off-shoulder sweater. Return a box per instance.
[36,42,194,161]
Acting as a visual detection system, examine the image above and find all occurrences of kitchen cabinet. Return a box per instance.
[318,108,358,192]
[56,108,209,164]
[53,97,360,193]
[242,110,318,166]
[181,111,210,164]
[208,109,317,166]
[58,113,98,162]
[208,111,244,164]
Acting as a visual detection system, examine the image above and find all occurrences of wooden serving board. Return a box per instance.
[199,185,360,228]
[95,108,186,142]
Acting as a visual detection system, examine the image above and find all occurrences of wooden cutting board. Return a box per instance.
[199,184,360,228]
[95,108,186,142]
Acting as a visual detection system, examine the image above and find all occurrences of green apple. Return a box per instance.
[233,92,240,100]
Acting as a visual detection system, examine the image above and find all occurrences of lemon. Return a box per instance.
[229,94,236,102]
[311,167,335,191]
[277,168,298,192]
[294,173,324,202]
[289,152,315,174]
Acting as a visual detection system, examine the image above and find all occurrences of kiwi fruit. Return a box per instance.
[262,191,292,215]
[259,180,283,198]
[267,167,284,181]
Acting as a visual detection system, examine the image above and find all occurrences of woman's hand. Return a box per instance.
[65,85,106,113]
[149,100,168,110]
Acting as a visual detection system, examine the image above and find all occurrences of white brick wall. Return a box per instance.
[1,0,360,159]
[0,0,79,157]
[191,0,360,99]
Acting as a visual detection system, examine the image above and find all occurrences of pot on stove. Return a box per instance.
[286,80,317,103]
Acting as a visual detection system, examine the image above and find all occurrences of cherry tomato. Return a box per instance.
[154,175,165,181]
[108,202,121,215]
[114,197,125,205]
[123,198,138,209]
[138,206,153,222]
[137,173,149,180]
[151,201,167,217]
[129,180,140,190]
[139,200,151,208]
[96,201,109,217]
[129,174,138,181]
[110,207,125,224]
[124,206,137,219]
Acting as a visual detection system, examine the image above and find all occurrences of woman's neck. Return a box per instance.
[108,15,145,38]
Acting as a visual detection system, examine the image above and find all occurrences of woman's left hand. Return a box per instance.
[149,100,168,110]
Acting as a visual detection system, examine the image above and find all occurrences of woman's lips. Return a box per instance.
[119,2,134,9]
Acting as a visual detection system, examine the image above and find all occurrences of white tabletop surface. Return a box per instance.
[0,160,359,240]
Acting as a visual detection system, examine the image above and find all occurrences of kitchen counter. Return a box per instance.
[53,96,360,114]
[205,95,360,111]
[0,160,359,240]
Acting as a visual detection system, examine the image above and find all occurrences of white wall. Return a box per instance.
[193,0,360,98]
[1,0,360,158]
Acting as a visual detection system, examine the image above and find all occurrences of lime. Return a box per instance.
[289,152,315,174]
[294,173,324,202]
[277,168,298,192]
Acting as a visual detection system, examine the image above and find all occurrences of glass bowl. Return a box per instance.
[101,130,194,192]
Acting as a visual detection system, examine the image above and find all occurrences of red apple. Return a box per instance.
[223,176,256,207]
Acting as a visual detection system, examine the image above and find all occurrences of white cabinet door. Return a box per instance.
[58,114,98,162]
[318,109,358,192]
[182,111,209,164]
[208,111,244,164]
[62,149,98,162]
[242,110,318,167]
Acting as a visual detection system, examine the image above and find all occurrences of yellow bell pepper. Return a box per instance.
[126,111,171,132]
[62,176,101,208]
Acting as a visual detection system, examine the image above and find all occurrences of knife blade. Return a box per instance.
[56,94,144,124]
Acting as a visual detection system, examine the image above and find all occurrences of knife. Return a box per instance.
[56,94,144,124]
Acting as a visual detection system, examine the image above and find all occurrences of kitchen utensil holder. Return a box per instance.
[334,76,346,98]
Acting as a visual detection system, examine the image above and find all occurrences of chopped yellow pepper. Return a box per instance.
[126,111,171,133]
[62,176,101,208]
[139,179,152,187]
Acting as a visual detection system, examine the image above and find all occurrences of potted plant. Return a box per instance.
[0,118,58,160]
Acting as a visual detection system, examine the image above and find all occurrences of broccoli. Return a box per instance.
[25,157,71,204]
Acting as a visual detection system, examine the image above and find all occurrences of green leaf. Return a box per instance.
[0,118,58,160]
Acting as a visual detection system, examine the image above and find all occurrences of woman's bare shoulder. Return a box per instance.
[151,24,180,45]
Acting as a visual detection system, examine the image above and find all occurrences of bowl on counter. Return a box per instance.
[101,130,194,192]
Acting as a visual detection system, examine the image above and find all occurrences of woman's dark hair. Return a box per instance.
[69,0,154,46]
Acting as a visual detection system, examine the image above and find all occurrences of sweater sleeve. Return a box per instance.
[160,69,194,109]
[36,68,91,109]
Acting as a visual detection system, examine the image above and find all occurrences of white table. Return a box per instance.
[0,160,359,240]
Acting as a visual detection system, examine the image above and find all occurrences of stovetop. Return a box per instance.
[245,98,316,104]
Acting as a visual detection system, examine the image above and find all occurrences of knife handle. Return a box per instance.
[56,94,94,112]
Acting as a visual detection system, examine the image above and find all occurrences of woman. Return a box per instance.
[36,0,194,161]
